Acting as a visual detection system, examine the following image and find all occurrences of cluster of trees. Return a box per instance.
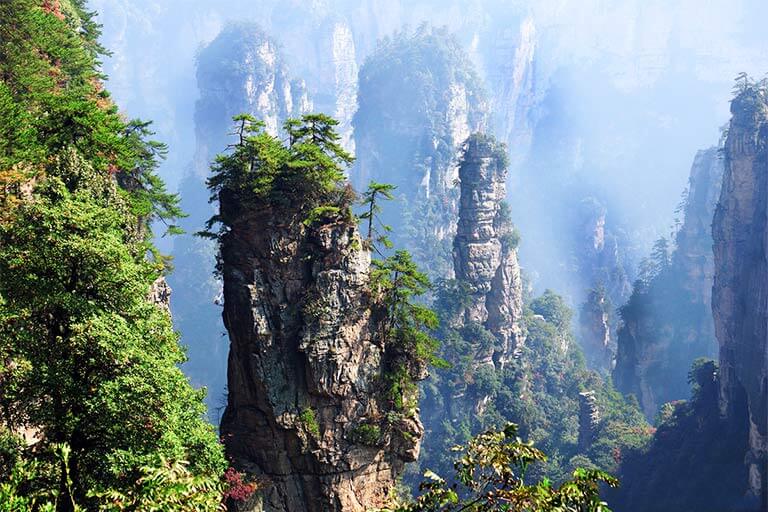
[0,2,624,509]
[0,1,229,509]
[416,282,651,489]
[387,423,617,512]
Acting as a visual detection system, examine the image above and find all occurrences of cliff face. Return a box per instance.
[194,23,311,171]
[353,27,488,277]
[453,134,524,370]
[219,198,422,511]
[572,198,632,372]
[481,16,537,169]
[268,7,359,153]
[613,148,722,418]
[712,86,768,504]
[579,287,612,371]
[169,24,312,413]
[676,148,723,309]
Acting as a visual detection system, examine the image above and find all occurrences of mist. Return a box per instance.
[89,0,768,411]
[93,0,767,264]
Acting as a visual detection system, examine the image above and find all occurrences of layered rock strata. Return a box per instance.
[453,134,525,372]
[219,197,422,511]
[712,85,768,505]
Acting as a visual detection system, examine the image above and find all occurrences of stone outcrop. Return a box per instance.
[353,27,488,278]
[148,276,172,312]
[613,148,723,419]
[482,16,537,169]
[219,195,423,511]
[578,391,600,451]
[453,134,525,371]
[579,287,612,372]
[169,23,312,413]
[574,198,633,306]
[712,85,768,506]
[572,198,632,371]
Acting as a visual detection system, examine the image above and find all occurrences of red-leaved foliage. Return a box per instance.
[41,0,65,20]
[223,467,258,502]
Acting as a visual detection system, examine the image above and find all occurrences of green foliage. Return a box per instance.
[360,181,396,253]
[0,1,224,507]
[300,408,320,439]
[203,114,354,237]
[93,458,226,511]
[530,290,573,331]
[372,251,446,411]
[303,205,343,226]
[0,174,225,504]
[349,424,382,447]
[0,440,226,511]
[385,423,618,512]
[0,0,183,241]
[613,359,749,512]
[416,285,649,491]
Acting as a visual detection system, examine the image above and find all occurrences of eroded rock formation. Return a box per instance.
[170,23,312,413]
[453,134,525,370]
[613,148,723,418]
[219,196,423,511]
[353,27,488,277]
[712,85,768,505]
[578,391,600,451]
[579,287,612,372]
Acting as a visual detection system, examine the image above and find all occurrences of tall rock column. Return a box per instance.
[712,84,768,505]
[353,27,489,278]
[170,23,312,414]
[218,195,423,511]
[453,134,524,371]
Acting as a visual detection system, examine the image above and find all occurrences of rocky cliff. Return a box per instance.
[353,27,488,278]
[169,23,312,414]
[579,287,612,371]
[712,83,768,506]
[453,134,525,371]
[217,183,422,510]
[613,148,723,418]
[194,23,311,166]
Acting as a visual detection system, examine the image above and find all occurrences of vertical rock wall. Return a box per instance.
[712,86,768,505]
[170,23,312,414]
[218,198,423,511]
[453,134,525,370]
[613,147,723,418]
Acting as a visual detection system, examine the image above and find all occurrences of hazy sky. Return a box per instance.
[91,0,768,280]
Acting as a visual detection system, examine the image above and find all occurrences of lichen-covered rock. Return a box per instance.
[712,85,768,505]
[453,134,524,370]
[219,196,422,512]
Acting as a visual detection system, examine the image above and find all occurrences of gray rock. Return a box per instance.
[453,134,524,409]
[219,202,422,511]
[712,86,768,504]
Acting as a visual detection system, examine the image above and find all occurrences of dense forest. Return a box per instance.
[1,1,766,512]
